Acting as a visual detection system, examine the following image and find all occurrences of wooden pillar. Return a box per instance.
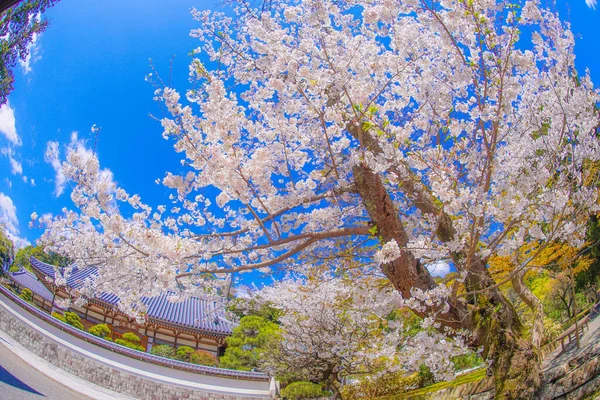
[174,330,179,348]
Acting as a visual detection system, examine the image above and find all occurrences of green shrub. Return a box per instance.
[88,323,112,340]
[121,332,142,344]
[340,371,421,399]
[115,338,145,351]
[195,349,219,367]
[150,344,176,359]
[114,332,145,351]
[52,311,66,323]
[175,346,199,363]
[281,381,330,400]
[64,312,84,330]
[19,288,33,302]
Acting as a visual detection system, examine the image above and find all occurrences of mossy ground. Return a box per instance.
[378,368,487,399]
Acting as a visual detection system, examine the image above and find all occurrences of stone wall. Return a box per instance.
[0,290,271,400]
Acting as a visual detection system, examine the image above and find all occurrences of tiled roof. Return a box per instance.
[29,257,233,335]
[8,268,54,302]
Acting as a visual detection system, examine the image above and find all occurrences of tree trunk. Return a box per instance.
[353,162,541,399]
[511,269,545,350]
[467,261,541,399]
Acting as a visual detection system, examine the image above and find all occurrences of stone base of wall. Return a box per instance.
[0,292,269,400]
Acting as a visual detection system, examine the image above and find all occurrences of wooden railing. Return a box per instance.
[541,307,593,358]
[0,283,269,381]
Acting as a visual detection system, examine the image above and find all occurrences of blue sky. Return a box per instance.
[0,0,598,251]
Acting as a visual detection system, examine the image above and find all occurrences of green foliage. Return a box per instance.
[150,344,176,359]
[121,332,142,344]
[63,312,84,330]
[52,311,66,323]
[166,346,219,366]
[175,346,199,362]
[0,0,60,104]
[220,315,281,371]
[115,332,144,351]
[417,364,435,387]
[0,227,14,272]
[577,215,600,291]
[227,298,282,322]
[88,323,112,340]
[18,288,33,302]
[281,381,330,400]
[115,338,145,351]
[340,371,421,399]
[542,317,562,345]
[11,245,72,273]
[450,352,483,372]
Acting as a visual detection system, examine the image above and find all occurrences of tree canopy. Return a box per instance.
[38,0,600,397]
[0,0,59,105]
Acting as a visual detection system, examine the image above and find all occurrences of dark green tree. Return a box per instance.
[219,315,281,371]
[1,0,59,105]
[10,244,71,272]
[576,215,600,293]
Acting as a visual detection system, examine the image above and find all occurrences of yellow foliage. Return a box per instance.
[489,241,592,280]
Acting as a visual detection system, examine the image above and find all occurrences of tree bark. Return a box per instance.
[511,269,545,350]
[466,260,541,399]
[353,163,542,398]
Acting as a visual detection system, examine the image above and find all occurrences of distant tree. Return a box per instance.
[0,0,59,104]
[10,244,71,272]
[219,315,281,371]
[256,275,466,395]
[0,226,14,273]
[577,215,600,293]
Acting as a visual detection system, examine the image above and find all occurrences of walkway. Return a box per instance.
[0,289,272,399]
[542,304,600,372]
[0,338,92,400]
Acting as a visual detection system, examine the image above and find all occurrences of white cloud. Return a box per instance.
[30,178,35,186]
[426,260,451,277]
[2,147,23,175]
[45,140,65,196]
[0,193,19,234]
[586,0,597,9]
[0,103,19,145]
[0,192,30,250]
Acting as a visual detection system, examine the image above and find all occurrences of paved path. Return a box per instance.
[0,338,92,400]
[542,303,600,372]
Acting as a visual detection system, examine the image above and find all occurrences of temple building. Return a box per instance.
[6,257,232,356]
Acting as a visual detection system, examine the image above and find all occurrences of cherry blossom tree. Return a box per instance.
[39,0,600,396]
[256,274,467,397]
